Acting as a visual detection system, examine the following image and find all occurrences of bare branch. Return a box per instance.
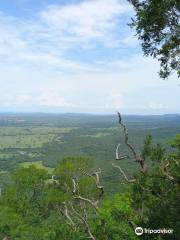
[69,202,84,224]
[70,203,96,240]
[112,163,135,183]
[51,175,58,184]
[59,202,76,230]
[74,196,98,210]
[162,160,175,181]
[75,168,104,208]
[116,143,130,160]
[72,177,99,210]
[117,112,145,170]
[70,169,103,239]
[72,178,77,194]
[83,208,96,240]
[91,169,104,201]
[139,185,152,192]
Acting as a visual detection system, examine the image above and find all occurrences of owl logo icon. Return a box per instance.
[135,227,143,236]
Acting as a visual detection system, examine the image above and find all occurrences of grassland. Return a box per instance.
[0,113,179,193]
[20,161,54,174]
[0,126,75,149]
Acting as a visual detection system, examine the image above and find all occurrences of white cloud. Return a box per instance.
[0,52,179,113]
[0,0,133,74]
[121,34,139,47]
[40,0,131,42]
[0,1,179,114]
[0,94,32,107]
[0,0,132,63]
[39,90,76,107]
[105,93,125,109]
[149,102,169,110]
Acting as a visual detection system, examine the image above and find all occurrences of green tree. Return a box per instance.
[0,156,140,240]
[131,134,180,239]
[93,194,138,240]
[0,158,91,239]
[128,0,180,78]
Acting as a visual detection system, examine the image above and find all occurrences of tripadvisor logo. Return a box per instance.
[135,227,143,236]
[135,227,174,236]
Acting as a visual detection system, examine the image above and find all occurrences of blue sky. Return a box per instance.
[0,0,179,114]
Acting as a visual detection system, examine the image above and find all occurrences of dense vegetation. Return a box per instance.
[0,113,180,192]
[128,0,180,78]
[0,114,179,239]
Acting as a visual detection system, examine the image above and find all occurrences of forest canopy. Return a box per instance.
[0,116,179,240]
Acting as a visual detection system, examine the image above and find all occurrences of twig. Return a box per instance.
[83,208,96,240]
[70,203,96,240]
[116,143,130,160]
[74,196,98,210]
[73,169,104,209]
[60,202,76,230]
[112,163,135,183]
[89,169,104,202]
[162,160,175,181]
[72,178,77,194]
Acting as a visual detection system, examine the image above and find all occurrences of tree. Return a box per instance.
[93,194,138,240]
[0,157,102,240]
[130,134,180,239]
[0,156,139,240]
[113,114,180,239]
[128,0,180,78]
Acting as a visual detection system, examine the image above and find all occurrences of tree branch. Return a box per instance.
[74,195,98,210]
[112,163,135,183]
[117,112,145,170]
[116,143,130,160]
[58,202,76,230]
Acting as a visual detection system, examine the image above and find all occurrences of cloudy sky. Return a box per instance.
[0,0,179,114]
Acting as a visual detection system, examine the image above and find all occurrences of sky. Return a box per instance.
[0,0,179,114]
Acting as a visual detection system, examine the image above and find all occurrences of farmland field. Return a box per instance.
[0,113,179,193]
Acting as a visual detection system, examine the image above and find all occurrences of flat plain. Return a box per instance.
[0,113,179,193]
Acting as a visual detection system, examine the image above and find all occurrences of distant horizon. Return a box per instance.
[0,111,180,116]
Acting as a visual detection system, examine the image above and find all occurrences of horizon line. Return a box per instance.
[0,111,179,116]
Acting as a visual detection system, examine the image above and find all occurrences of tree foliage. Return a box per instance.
[128,0,180,78]
[131,134,180,239]
[0,114,179,239]
[0,157,136,240]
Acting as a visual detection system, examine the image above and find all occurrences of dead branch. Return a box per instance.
[162,160,175,181]
[60,202,76,230]
[67,168,103,240]
[83,208,96,240]
[70,202,96,240]
[116,143,130,160]
[113,113,146,183]
[72,178,77,194]
[129,220,137,230]
[89,169,104,202]
[72,178,99,210]
[70,202,84,224]
[3,237,10,240]
[139,185,153,192]
[117,112,145,170]
[69,171,102,239]
[112,163,135,183]
[74,195,98,210]
[51,175,58,184]
[73,168,104,209]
